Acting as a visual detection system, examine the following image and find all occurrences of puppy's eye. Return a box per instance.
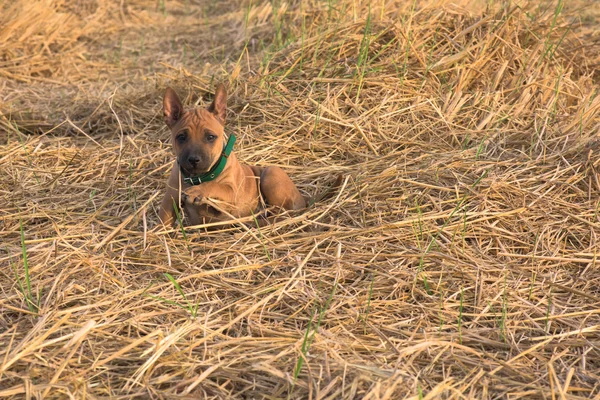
[206,133,216,142]
[176,131,188,143]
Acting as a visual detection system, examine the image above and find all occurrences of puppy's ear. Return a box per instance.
[163,87,183,128]
[207,84,227,124]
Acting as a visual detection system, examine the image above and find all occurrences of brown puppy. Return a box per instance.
[158,85,306,226]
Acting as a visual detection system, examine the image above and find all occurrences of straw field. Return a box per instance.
[1,0,600,398]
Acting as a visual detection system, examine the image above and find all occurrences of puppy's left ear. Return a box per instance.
[207,84,227,124]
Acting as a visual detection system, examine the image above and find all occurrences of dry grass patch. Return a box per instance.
[1,0,600,398]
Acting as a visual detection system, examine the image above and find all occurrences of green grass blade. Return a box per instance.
[293,308,315,380]
[172,199,189,242]
[164,273,187,301]
[19,220,37,312]
[145,293,188,310]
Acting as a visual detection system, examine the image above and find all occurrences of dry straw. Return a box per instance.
[1,0,600,398]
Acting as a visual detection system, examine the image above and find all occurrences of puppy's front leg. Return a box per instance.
[158,193,177,227]
[158,163,183,228]
[182,183,236,222]
[182,183,233,205]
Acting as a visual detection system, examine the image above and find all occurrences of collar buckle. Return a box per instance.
[185,176,202,185]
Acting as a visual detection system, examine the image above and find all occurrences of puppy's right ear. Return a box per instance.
[163,87,183,128]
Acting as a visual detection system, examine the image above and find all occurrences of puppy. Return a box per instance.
[158,85,306,226]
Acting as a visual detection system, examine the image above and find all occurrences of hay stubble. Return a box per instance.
[1,0,600,398]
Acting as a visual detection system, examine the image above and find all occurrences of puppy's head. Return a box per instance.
[163,85,228,175]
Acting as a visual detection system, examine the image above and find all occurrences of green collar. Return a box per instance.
[182,134,236,186]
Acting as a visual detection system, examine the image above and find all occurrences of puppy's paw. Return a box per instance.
[181,191,204,206]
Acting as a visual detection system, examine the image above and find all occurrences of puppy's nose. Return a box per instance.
[188,155,200,166]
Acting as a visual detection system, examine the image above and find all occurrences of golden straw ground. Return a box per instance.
[1,0,600,398]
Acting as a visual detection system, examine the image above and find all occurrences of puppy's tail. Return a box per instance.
[305,174,344,208]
